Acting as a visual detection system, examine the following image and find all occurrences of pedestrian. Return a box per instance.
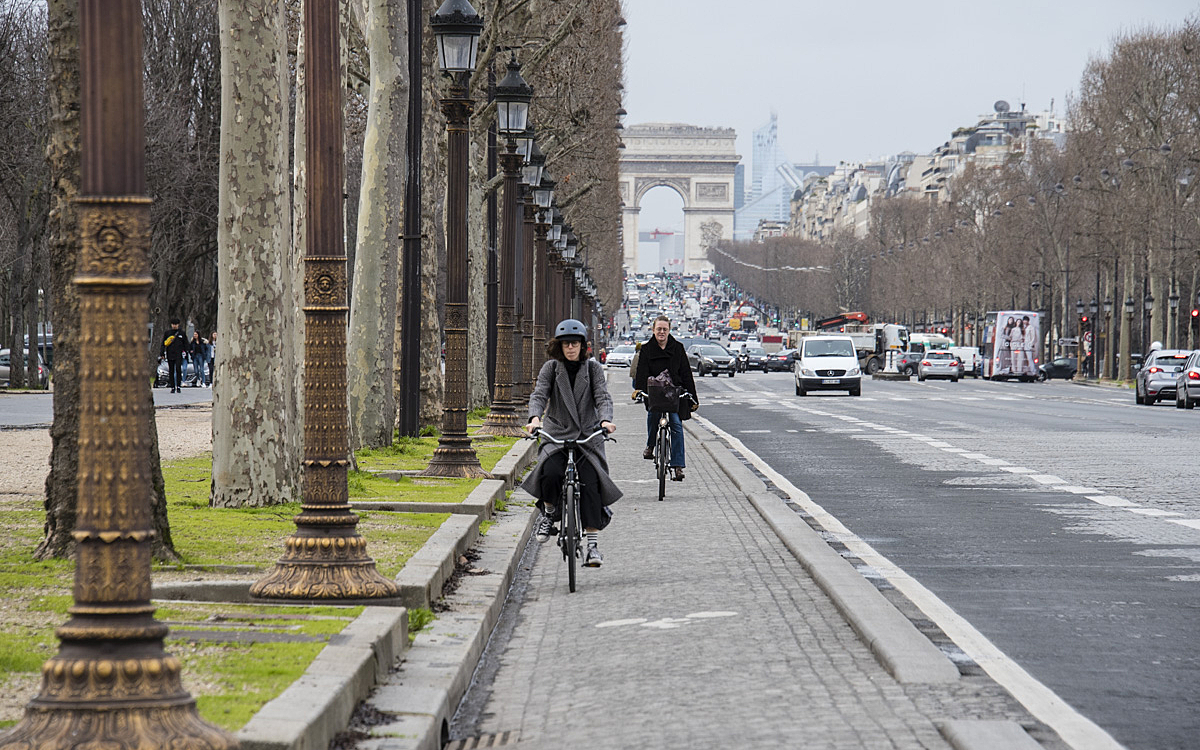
[159,318,188,393]
[188,331,207,387]
[207,331,216,386]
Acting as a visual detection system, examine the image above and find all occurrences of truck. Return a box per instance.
[789,322,909,374]
[981,310,1040,380]
[907,332,954,354]
[683,297,700,320]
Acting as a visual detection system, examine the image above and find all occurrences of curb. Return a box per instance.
[395,514,481,610]
[489,437,538,490]
[236,606,408,750]
[351,497,539,749]
[690,424,959,685]
[352,478,505,519]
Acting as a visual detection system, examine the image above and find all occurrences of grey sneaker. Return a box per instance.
[535,513,556,543]
[584,543,603,567]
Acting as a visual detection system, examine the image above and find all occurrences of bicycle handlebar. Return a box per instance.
[633,392,694,404]
[526,428,614,445]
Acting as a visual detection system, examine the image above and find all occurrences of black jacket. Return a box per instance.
[161,328,189,360]
[634,334,698,411]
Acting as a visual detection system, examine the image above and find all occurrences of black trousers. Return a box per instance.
[538,450,610,531]
[168,358,183,389]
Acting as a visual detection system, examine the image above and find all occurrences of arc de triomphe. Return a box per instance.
[620,123,738,275]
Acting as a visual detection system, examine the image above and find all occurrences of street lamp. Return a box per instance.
[1169,291,1180,348]
[421,0,490,477]
[533,173,556,368]
[0,1,237,745]
[479,55,531,437]
[518,141,546,400]
[1089,298,1098,378]
[1123,296,1135,380]
[1144,292,1155,353]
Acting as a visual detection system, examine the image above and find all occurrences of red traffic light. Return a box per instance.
[1081,315,1088,323]
[1192,308,1200,318]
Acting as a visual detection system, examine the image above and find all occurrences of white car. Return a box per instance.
[605,344,636,368]
[793,336,861,397]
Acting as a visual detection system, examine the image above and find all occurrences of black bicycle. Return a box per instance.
[529,428,611,593]
[635,392,692,502]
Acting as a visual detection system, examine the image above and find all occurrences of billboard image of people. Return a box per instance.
[984,311,1040,379]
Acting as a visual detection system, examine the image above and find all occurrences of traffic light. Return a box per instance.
[1081,315,1089,324]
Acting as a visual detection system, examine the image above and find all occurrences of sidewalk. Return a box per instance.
[351,394,1069,750]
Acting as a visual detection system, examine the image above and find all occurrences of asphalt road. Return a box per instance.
[688,369,1199,750]
[0,386,213,428]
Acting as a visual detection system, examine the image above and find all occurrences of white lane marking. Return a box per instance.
[685,611,738,619]
[785,429,798,433]
[888,396,911,401]
[640,618,692,630]
[927,441,953,447]
[693,415,1125,750]
[1029,475,1066,485]
[725,382,746,392]
[740,430,771,434]
[596,618,648,628]
[940,447,968,453]
[960,452,990,459]
[1055,485,1100,495]
[978,458,1011,466]
[1127,508,1180,517]
[1167,519,1200,530]
[1000,466,1036,473]
[1086,496,1135,507]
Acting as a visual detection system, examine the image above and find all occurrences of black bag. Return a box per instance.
[646,370,680,413]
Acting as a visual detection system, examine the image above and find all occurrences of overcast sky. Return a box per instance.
[624,0,1199,233]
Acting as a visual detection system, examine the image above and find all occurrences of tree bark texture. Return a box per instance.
[37,0,81,560]
[290,4,308,470]
[347,0,406,448]
[212,0,301,507]
[418,1,444,427]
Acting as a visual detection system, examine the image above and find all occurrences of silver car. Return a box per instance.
[0,349,49,389]
[1175,350,1200,409]
[1136,349,1191,405]
[917,351,960,382]
[605,344,636,368]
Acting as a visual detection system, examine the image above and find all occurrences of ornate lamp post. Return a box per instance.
[0,1,236,747]
[518,143,544,401]
[1123,296,1135,380]
[1144,293,1155,352]
[421,0,490,477]
[533,173,556,366]
[1103,298,1113,379]
[1168,291,1180,349]
[251,0,399,603]
[1089,298,1098,378]
[562,231,578,321]
[479,56,531,437]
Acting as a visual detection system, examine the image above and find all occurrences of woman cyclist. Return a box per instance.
[523,319,621,567]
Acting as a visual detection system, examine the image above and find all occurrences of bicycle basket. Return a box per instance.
[646,370,681,412]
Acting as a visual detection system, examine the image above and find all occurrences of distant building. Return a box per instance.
[637,228,684,275]
[735,113,832,240]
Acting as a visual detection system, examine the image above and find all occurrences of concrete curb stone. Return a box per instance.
[692,423,960,685]
[938,719,1045,750]
[395,514,481,610]
[489,437,538,490]
[236,606,408,750]
[352,478,505,519]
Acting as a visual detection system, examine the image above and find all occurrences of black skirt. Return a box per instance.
[537,450,612,531]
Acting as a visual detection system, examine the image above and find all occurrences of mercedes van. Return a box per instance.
[794,335,862,396]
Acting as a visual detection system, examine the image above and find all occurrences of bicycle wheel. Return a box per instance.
[564,480,578,593]
[657,428,669,501]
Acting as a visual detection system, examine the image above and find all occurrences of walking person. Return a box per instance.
[633,316,698,482]
[159,318,188,393]
[523,319,621,568]
[207,331,217,386]
[188,331,207,387]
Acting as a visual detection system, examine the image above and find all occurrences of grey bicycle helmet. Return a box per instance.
[554,319,588,339]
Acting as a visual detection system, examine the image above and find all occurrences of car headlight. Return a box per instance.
[800,368,816,377]
[847,367,861,376]
[702,357,713,364]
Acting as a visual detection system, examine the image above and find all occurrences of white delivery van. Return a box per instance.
[794,335,862,397]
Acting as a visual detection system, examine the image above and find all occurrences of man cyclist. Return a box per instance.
[633,316,698,481]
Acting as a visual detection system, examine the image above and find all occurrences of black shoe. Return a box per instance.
[535,514,556,543]
[671,467,685,482]
[643,446,654,460]
[584,543,603,567]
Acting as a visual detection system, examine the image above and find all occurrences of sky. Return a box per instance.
[624,0,1199,233]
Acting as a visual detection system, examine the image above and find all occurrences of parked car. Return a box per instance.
[1174,350,1200,409]
[1136,349,1191,404]
[765,348,798,372]
[793,336,861,396]
[155,357,203,388]
[917,351,960,382]
[687,343,736,377]
[0,349,49,389]
[605,344,636,368]
[1037,356,1078,381]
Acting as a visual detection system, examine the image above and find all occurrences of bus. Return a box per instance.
[981,310,1040,380]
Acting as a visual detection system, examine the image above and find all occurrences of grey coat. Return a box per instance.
[520,358,623,507]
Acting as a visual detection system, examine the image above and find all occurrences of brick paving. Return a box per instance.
[448,398,1061,750]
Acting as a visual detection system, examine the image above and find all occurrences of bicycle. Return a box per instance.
[635,392,692,502]
[527,428,612,593]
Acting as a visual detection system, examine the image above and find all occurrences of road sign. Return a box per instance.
[1058,337,1079,347]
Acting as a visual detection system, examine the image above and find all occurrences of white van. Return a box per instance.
[794,335,862,397]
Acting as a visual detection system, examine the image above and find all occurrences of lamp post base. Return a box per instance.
[250,533,401,603]
[421,432,494,478]
[1,658,237,750]
[477,407,527,437]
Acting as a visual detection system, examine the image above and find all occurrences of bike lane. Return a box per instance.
[442,397,1065,750]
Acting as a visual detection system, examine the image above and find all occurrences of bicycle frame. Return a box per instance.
[530,428,609,592]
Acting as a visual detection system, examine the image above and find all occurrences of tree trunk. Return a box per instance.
[212,0,300,508]
[290,5,307,481]
[419,5,443,428]
[347,0,406,448]
[36,0,82,560]
[8,231,26,388]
